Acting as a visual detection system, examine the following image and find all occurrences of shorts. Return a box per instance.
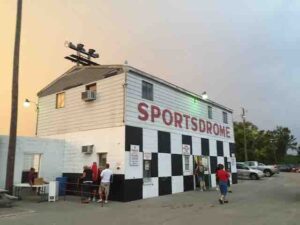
[91,181,99,191]
[198,175,205,182]
[219,181,228,196]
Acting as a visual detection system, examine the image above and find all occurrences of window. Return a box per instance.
[56,92,65,108]
[223,111,228,124]
[23,154,41,172]
[142,81,153,101]
[143,160,152,182]
[143,152,152,183]
[184,155,190,171]
[208,106,213,119]
[86,83,97,92]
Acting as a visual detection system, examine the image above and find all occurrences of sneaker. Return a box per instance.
[224,200,229,203]
[92,197,96,202]
[97,199,103,203]
[218,199,224,204]
[105,200,108,204]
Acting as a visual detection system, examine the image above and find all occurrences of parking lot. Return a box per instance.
[1,173,299,225]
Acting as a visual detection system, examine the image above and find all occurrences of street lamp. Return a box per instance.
[23,98,39,136]
[201,91,208,100]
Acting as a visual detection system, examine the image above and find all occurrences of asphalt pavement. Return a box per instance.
[0,173,299,225]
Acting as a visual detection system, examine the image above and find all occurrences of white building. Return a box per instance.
[0,136,64,188]
[36,65,237,201]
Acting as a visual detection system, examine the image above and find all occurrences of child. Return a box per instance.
[216,164,230,204]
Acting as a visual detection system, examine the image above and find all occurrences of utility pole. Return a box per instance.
[241,107,248,161]
[6,0,22,192]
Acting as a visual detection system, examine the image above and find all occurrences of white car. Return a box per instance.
[237,163,265,180]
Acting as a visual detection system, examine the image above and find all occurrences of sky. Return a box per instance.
[0,0,299,142]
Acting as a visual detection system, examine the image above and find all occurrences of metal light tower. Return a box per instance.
[64,41,100,66]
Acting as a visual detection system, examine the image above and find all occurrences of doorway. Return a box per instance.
[98,153,107,169]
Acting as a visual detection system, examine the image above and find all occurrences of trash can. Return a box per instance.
[56,177,67,196]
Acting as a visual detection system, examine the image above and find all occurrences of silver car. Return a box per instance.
[237,163,265,180]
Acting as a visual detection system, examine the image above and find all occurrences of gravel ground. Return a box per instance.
[1,173,299,225]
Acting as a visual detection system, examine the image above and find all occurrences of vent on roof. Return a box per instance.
[104,69,119,78]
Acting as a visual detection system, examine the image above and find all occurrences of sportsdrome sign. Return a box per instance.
[137,102,231,138]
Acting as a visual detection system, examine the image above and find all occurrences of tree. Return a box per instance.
[233,121,259,162]
[6,0,22,192]
[234,121,298,164]
[273,126,297,162]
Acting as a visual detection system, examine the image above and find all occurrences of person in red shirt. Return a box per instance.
[216,164,230,204]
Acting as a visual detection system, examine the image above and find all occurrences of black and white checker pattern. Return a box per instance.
[124,125,236,201]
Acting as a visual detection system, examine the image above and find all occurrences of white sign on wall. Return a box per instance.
[130,145,140,166]
[231,156,236,167]
[182,144,191,155]
[143,152,152,160]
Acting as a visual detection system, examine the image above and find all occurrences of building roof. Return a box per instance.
[37,66,124,97]
[37,65,233,112]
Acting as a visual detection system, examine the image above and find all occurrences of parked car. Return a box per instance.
[244,161,278,177]
[291,164,300,173]
[278,164,293,172]
[236,163,264,180]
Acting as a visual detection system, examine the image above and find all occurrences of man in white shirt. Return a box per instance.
[98,163,113,203]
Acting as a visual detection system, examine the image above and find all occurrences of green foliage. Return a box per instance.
[282,155,300,164]
[234,122,298,164]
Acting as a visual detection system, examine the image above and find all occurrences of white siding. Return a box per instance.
[125,72,234,142]
[125,151,143,179]
[209,139,217,157]
[143,178,159,199]
[38,74,125,136]
[171,133,182,154]
[192,136,201,156]
[172,176,184,193]
[0,136,64,188]
[44,126,125,174]
[143,129,158,153]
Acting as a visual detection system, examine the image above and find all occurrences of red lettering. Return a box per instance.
[162,109,173,126]
[183,114,190,129]
[174,112,183,128]
[213,123,219,135]
[137,102,231,139]
[219,126,226,137]
[226,127,230,138]
[191,117,198,131]
[206,121,212,134]
[199,119,206,132]
[151,105,161,122]
[138,102,149,121]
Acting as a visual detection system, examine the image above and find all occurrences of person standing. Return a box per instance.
[195,162,206,191]
[97,163,113,204]
[81,166,93,203]
[215,164,222,191]
[91,162,100,202]
[216,164,230,204]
